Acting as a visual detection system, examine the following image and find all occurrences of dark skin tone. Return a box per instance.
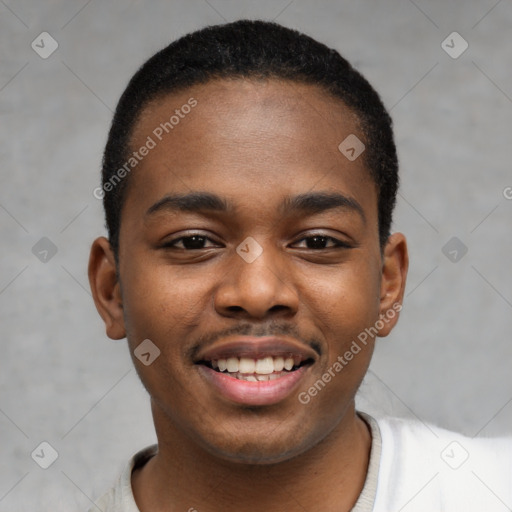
[89,78,408,512]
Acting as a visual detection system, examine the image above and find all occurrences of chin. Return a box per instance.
[207,442,307,465]
[194,421,321,465]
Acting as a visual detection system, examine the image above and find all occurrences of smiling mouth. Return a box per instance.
[194,336,318,405]
[200,355,313,382]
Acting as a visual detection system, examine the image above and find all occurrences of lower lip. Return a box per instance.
[197,365,310,406]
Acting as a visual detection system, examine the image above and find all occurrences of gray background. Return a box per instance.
[1,0,511,510]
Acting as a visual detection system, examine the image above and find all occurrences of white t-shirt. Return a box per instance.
[89,413,512,511]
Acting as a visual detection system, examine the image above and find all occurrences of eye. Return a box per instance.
[292,235,351,250]
[163,234,220,250]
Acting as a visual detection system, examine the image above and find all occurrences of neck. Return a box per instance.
[132,403,371,512]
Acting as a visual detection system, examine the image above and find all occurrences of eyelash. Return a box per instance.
[293,235,351,250]
[162,234,219,250]
[162,233,351,250]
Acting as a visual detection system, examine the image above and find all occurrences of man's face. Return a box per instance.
[107,79,401,463]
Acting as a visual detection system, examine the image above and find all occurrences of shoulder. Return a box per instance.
[372,416,512,511]
[87,445,157,512]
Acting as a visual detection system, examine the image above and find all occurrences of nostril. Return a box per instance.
[269,304,289,313]
[227,306,245,312]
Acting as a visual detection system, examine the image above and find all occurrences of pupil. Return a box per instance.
[308,236,327,249]
[183,236,205,249]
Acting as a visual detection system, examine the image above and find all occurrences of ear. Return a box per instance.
[88,236,126,340]
[376,232,408,337]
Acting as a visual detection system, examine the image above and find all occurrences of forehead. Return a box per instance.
[125,78,377,228]
[132,78,364,166]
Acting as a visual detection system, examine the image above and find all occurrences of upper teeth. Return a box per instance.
[214,356,296,374]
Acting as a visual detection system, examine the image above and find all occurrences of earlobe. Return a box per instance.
[88,236,126,340]
[377,232,409,337]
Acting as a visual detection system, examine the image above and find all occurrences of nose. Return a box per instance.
[214,242,299,320]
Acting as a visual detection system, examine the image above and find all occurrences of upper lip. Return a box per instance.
[194,336,319,364]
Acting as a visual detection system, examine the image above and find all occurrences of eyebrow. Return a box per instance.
[145,191,365,223]
[146,192,231,216]
[280,192,366,223]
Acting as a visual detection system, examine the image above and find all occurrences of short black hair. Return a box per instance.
[101,19,398,258]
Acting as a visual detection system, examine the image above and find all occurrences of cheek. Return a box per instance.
[302,260,381,344]
[119,264,213,406]
[120,261,212,348]
[297,272,378,416]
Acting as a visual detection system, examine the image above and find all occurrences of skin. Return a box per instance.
[89,78,408,512]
